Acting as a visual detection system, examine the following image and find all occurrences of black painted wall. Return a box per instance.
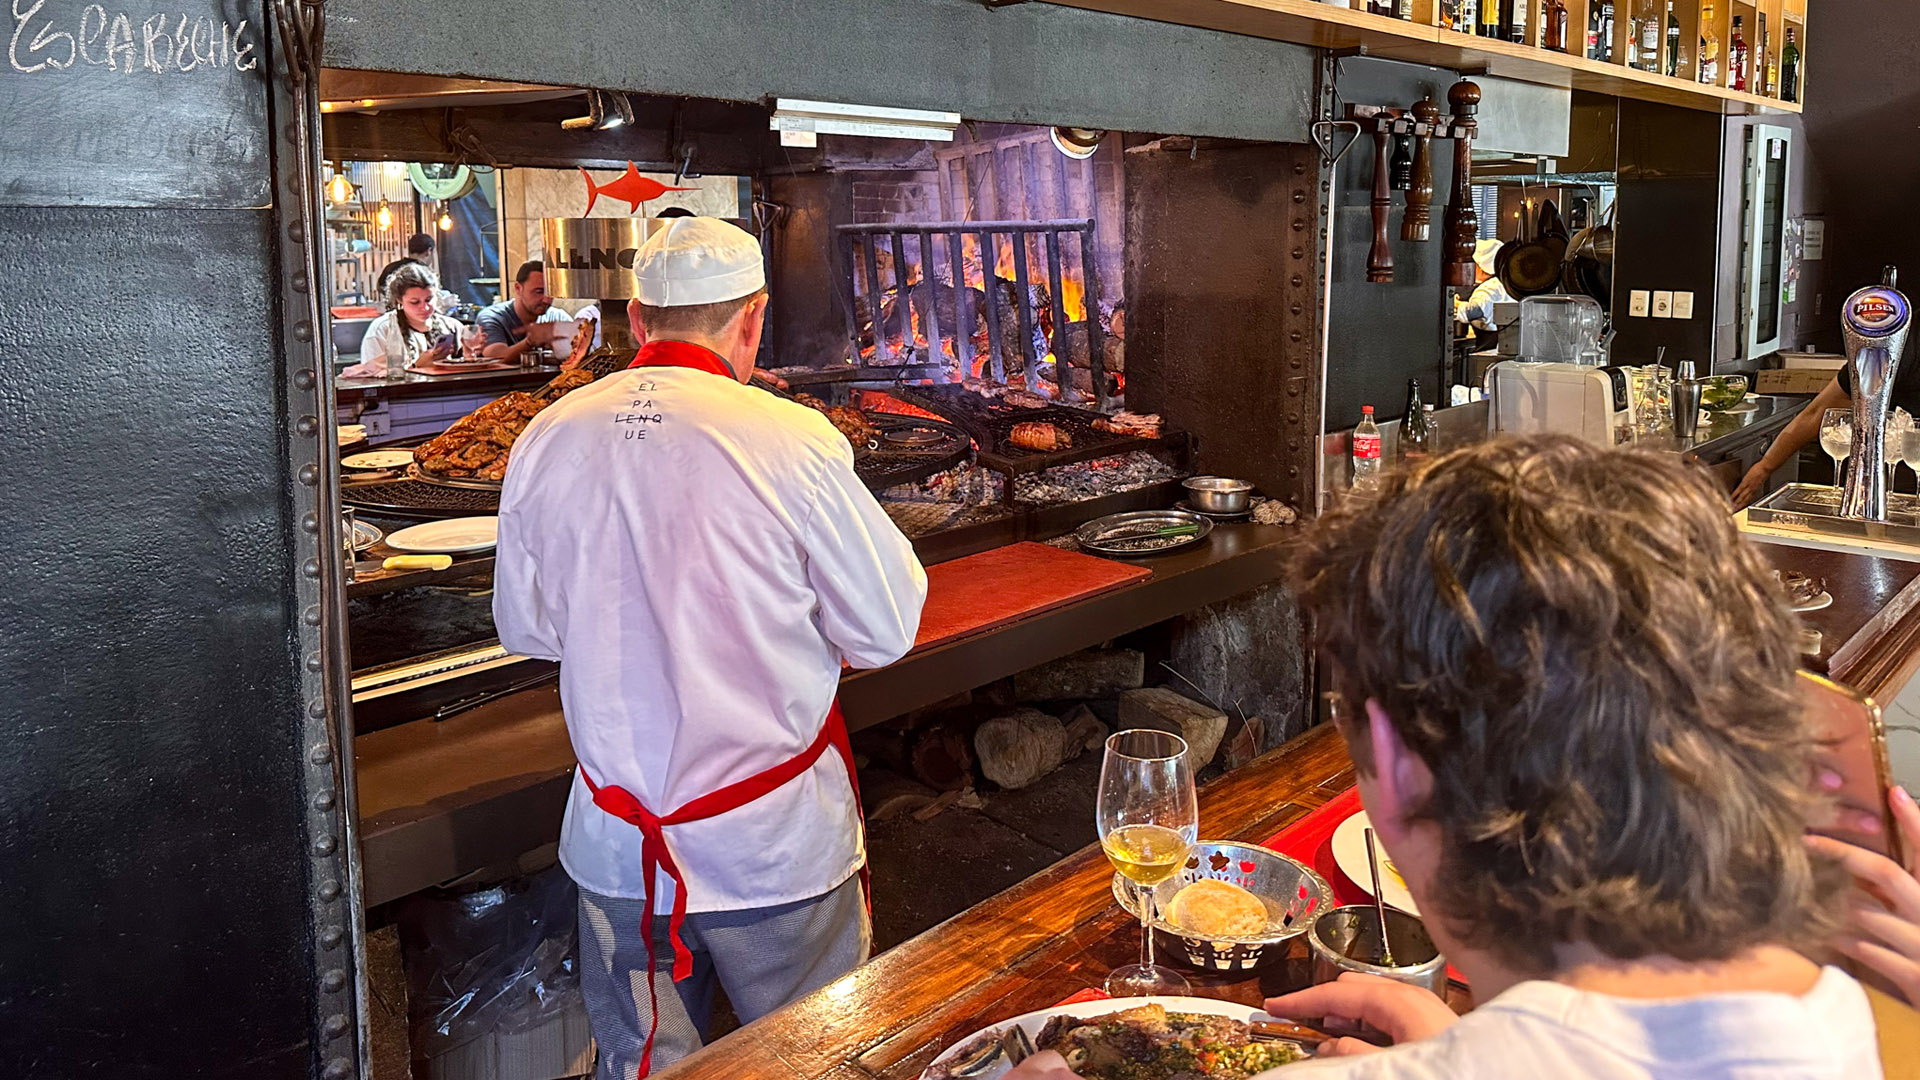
[0,6,322,1077]
[1323,58,1463,428]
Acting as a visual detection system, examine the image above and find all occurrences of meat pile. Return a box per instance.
[795,393,877,450]
[413,368,599,481]
[1092,410,1163,438]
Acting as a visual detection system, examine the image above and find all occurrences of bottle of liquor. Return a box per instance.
[1634,0,1661,71]
[1730,15,1749,91]
[1440,0,1457,31]
[1505,0,1528,43]
[1590,1,1614,60]
[1781,27,1801,103]
[1699,2,1720,84]
[1763,20,1779,95]
[1666,2,1682,76]
[1396,0,1413,20]
[1398,382,1432,463]
[1543,0,1569,52]
[1352,406,1383,492]
[1480,0,1503,39]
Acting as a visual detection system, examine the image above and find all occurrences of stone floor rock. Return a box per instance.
[1012,648,1146,703]
[1117,687,1229,766]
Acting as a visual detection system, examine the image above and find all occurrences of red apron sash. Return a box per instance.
[578,700,867,1077]
[628,339,738,380]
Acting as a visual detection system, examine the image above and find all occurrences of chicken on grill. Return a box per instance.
[795,394,877,450]
[413,369,601,480]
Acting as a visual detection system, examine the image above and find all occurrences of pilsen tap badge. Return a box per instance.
[1850,293,1909,335]
[578,163,697,215]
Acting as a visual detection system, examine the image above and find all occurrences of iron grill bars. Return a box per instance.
[835,220,1109,411]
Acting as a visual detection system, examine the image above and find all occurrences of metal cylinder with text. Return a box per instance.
[1840,268,1913,521]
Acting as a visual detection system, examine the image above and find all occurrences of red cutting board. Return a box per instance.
[912,542,1151,652]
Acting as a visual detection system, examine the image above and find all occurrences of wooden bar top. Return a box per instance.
[655,723,1354,1080]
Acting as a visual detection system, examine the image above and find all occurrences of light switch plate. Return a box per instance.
[1629,290,1651,317]
[1652,291,1675,318]
[1673,291,1696,319]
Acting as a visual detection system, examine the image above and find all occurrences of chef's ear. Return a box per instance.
[627,297,649,345]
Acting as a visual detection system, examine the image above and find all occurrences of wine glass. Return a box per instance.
[1820,408,1854,492]
[1903,424,1920,500]
[1889,409,1915,494]
[1097,730,1198,997]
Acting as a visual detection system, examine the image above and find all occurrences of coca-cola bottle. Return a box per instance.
[1352,406,1384,492]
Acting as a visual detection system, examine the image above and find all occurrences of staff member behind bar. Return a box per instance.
[1733,364,1920,508]
[1013,436,1905,1080]
[477,260,564,362]
[339,264,461,379]
[493,217,927,1078]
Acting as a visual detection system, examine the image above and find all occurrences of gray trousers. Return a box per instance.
[575,875,870,1079]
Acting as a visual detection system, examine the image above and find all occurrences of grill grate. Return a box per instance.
[894,384,1179,480]
[343,477,501,519]
[854,413,973,491]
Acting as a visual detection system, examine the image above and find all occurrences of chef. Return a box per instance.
[492,217,927,1079]
[1455,237,1514,332]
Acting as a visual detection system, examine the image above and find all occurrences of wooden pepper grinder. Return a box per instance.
[1367,127,1395,283]
[1400,97,1440,242]
[1441,80,1482,288]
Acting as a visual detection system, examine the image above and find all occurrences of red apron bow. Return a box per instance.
[579,701,867,1077]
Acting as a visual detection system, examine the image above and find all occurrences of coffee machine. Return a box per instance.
[1840,268,1913,521]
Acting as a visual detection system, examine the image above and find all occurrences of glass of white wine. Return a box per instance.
[1097,729,1198,997]
[1820,407,1854,491]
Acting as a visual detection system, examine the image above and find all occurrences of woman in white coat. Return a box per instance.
[340,263,465,379]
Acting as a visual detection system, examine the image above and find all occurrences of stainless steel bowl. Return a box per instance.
[1183,476,1254,514]
[1308,905,1447,995]
[1113,841,1334,973]
[1075,510,1212,557]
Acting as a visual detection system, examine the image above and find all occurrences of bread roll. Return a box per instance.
[1167,878,1268,938]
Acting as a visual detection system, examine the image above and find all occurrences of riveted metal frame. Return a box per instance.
[265,2,370,1078]
[1310,53,1340,515]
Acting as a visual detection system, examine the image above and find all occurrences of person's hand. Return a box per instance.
[422,342,455,364]
[1811,785,1920,1005]
[1732,461,1772,510]
[1003,1050,1083,1080]
[1266,972,1458,1056]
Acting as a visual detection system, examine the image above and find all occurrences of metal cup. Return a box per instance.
[1307,905,1447,996]
[1671,378,1706,440]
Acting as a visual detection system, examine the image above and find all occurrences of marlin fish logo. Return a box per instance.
[579,162,697,215]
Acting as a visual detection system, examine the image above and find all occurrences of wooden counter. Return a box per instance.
[336,364,563,401]
[657,723,1354,1080]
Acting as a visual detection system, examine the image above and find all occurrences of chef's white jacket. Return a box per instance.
[493,366,928,910]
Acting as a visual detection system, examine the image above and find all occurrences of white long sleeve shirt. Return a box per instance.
[493,363,927,910]
[1269,966,1881,1080]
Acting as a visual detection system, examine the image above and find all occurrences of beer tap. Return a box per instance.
[1441,80,1481,288]
[1368,128,1395,283]
[1401,97,1440,242]
[1841,266,1913,521]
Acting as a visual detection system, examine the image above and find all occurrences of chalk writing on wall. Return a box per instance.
[10,1,256,74]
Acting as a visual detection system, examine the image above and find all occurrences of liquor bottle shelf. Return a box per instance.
[1045,0,1803,116]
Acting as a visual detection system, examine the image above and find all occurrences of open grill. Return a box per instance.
[854,413,974,491]
[836,219,1109,410]
[343,475,502,519]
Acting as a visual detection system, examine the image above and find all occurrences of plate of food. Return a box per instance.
[921,998,1311,1080]
[341,450,416,470]
[384,516,499,554]
[1330,811,1419,916]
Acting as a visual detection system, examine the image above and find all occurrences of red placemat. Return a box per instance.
[1268,790,1467,988]
[912,542,1152,652]
[1265,787,1369,905]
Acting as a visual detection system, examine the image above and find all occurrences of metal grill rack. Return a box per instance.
[855,413,973,491]
[343,471,502,519]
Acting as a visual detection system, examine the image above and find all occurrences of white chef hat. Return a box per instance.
[1474,238,1503,276]
[633,217,766,307]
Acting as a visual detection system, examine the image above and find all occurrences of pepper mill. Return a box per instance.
[1441,80,1481,288]
[1389,133,1413,191]
[1368,128,1395,283]
[1401,97,1440,243]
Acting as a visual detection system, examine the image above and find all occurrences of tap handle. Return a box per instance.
[1884,266,1901,290]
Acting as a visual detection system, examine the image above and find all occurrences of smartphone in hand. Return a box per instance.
[1803,670,1903,865]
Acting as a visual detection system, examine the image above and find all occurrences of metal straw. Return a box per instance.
[1364,827,1395,967]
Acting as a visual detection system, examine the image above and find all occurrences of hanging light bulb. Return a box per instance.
[376,199,393,230]
[328,171,351,204]
[437,207,454,231]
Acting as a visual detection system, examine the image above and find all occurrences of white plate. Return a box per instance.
[384,516,499,554]
[1331,811,1420,916]
[342,450,416,470]
[337,424,367,445]
[350,519,384,552]
[1793,591,1835,613]
[920,996,1281,1080]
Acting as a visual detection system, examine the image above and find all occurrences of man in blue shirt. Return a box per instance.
[478,260,560,362]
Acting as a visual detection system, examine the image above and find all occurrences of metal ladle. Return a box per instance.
[1364,827,1395,967]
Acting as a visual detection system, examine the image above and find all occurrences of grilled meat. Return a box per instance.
[1092,410,1163,438]
[794,394,876,450]
[562,318,598,369]
[1031,1005,1302,1080]
[1009,421,1071,452]
[413,372,600,481]
[1001,389,1052,410]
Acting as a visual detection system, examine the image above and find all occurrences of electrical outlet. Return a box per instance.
[1629,290,1651,317]
[1673,291,1696,319]
[1652,291,1675,318]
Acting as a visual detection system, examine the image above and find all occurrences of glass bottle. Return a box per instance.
[1591,1,1614,60]
[1781,27,1801,103]
[1764,21,1779,95]
[1544,0,1569,52]
[1635,0,1661,71]
[1480,0,1503,38]
[1730,15,1749,92]
[1396,0,1413,20]
[1398,382,1432,463]
[1506,0,1528,43]
[1666,2,1682,76]
[1698,2,1720,85]
[1352,407,1383,492]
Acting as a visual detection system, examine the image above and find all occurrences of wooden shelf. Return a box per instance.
[1043,0,1801,115]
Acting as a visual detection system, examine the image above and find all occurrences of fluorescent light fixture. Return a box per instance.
[771,98,961,143]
